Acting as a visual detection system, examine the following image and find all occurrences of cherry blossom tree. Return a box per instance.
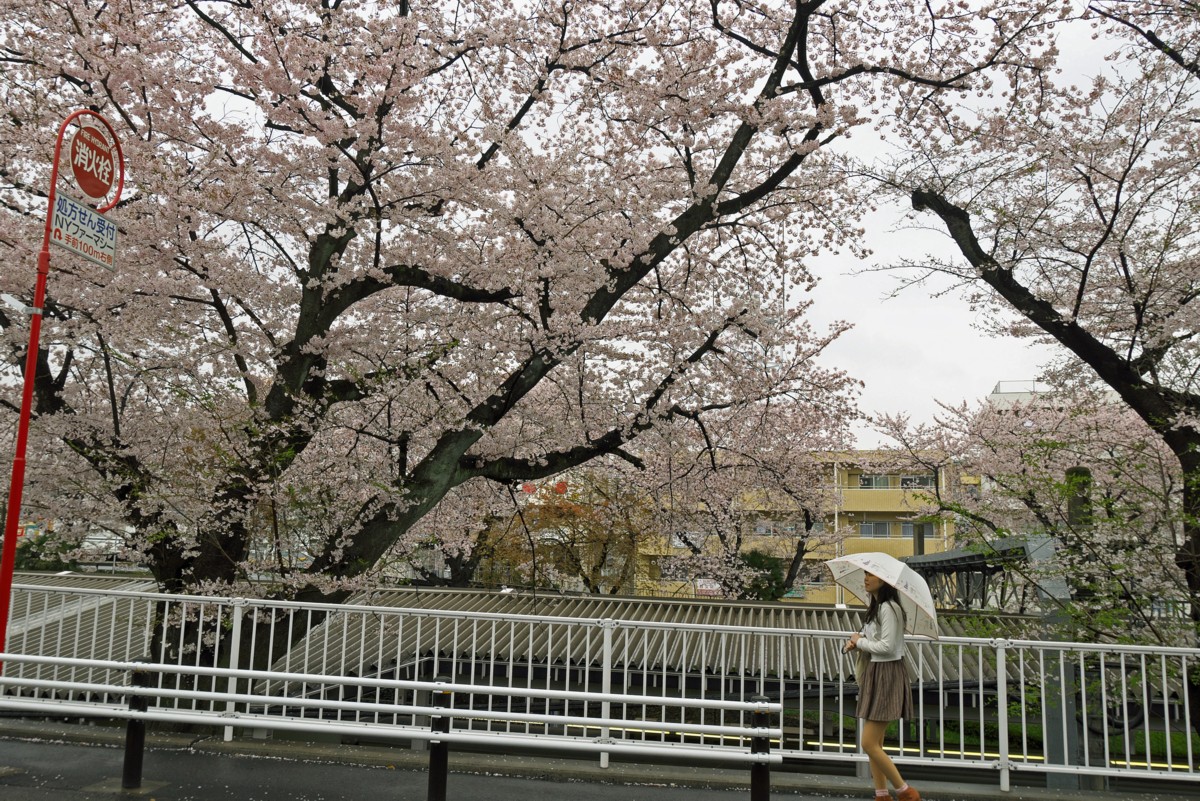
[0,1,1062,601]
[889,4,1200,637]
[641,401,847,597]
[468,469,655,595]
[877,382,1189,645]
[402,396,850,598]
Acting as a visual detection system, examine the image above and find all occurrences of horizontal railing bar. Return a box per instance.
[14,584,1200,657]
[0,653,780,713]
[0,676,778,739]
[1029,762,1200,780]
[0,699,782,764]
[4,583,814,637]
[8,583,858,640]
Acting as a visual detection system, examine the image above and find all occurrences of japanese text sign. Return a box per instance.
[50,192,117,270]
[70,126,116,200]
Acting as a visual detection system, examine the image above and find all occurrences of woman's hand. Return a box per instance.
[844,633,861,653]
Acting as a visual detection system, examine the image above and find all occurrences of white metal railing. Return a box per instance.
[2,582,1198,791]
[0,653,781,766]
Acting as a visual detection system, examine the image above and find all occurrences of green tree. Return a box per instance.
[14,534,78,572]
[740,550,788,601]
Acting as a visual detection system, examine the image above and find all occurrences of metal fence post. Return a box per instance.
[122,656,152,789]
[995,640,1011,792]
[600,618,615,769]
[224,598,247,742]
[427,675,451,801]
[750,694,771,801]
[855,716,870,780]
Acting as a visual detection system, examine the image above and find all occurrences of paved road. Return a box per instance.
[0,720,1190,801]
[0,738,838,801]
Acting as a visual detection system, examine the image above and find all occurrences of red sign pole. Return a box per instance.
[0,110,123,661]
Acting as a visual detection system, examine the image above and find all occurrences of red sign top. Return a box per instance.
[69,126,116,201]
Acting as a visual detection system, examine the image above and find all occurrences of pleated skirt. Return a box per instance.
[856,659,913,722]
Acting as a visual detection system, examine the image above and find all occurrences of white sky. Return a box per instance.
[803,210,1059,448]
[800,8,1107,448]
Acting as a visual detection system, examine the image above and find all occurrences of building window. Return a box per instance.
[858,474,891,489]
[900,474,936,489]
[753,518,775,536]
[901,522,932,539]
[859,520,890,538]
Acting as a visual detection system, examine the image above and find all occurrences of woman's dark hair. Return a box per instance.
[865,578,902,625]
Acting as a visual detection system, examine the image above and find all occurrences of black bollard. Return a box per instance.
[122,657,152,789]
[749,695,771,801]
[426,675,452,801]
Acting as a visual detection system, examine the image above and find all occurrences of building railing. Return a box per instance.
[836,487,925,513]
[2,582,1198,792]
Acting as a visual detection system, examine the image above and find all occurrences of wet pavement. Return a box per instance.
[0,718,1191,801]
[0,737,815,801]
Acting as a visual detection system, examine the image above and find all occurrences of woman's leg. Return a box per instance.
[861,719,906,791]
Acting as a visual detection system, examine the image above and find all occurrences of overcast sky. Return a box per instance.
[803,209,1059,448]
[799,10,1109,448]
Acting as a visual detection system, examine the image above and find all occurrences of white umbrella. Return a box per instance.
[825,552,939,640]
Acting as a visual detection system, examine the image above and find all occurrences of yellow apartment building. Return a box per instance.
[634,452,954,602]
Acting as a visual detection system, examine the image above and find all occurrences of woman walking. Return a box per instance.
[845,571,920,801]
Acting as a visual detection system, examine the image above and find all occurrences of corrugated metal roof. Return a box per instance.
[7,572,159,681]
[7,575,1037,687]
[11,570,156,591]
[351,585,1033,633]
[8,571,157,639]
[268,587,1037,685]
[907,537,1030,573]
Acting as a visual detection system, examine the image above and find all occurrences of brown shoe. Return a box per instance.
[896,788,921,801]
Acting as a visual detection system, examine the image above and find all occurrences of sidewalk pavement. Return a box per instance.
[0,718,1189,801]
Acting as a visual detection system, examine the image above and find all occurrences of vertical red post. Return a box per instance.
[0,110,123,662]
[0,250,50,657]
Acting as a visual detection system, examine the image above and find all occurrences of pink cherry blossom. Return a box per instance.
[0,1,1064,598]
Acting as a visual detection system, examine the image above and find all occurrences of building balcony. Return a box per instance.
[837,487,930,513]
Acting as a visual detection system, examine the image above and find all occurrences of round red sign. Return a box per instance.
[69,126,116,200]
